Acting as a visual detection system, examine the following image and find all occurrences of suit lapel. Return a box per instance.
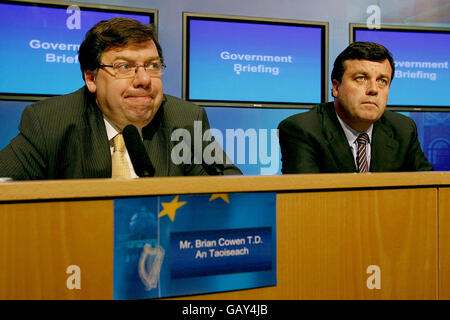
[80,91,111,178]
[371,120,398,172]
[322,104,357,172]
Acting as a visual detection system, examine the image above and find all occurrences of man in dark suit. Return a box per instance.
[278,42,433,173]
[0,18,241,180]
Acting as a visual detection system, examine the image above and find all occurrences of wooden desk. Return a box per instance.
[0,172,448,299]
[440,187,450,300]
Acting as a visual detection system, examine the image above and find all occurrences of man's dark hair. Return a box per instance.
[78,17,163,80]
[331,41,395,84]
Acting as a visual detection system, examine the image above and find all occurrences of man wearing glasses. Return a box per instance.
[0,18,241,180]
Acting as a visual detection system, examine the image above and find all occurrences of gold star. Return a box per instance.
[209,193,229,203]
[158,195,187,222]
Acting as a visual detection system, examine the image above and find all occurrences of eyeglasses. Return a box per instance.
[99,61,166,78]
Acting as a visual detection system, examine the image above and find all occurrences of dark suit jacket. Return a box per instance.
[0,87,242,180]
[278,102,433,173]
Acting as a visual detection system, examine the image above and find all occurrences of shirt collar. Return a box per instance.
[104,116,120,142]
[335,110,373,146]
[103,116,143,142]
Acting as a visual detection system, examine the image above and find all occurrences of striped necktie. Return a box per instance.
[111,133,131,179]
[356,133,370,173]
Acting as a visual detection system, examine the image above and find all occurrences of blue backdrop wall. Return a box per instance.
[1,0,449,174]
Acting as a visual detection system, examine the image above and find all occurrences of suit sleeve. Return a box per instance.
[0,106,48,180]
[405,119,434,171]
[278,118,322,174]
[184,107,243,176]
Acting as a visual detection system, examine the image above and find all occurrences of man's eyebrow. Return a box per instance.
[350,71,369,76]
[351,71,390,79]
[112,55,160,62]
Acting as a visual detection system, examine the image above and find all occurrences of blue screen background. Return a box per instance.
[188,19,323,104]
[355,29,449,107]
[0,3,151,96]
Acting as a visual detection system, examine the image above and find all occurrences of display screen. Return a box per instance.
[0,1,156,99]
[352,25,450,110]
[183,13,328,107]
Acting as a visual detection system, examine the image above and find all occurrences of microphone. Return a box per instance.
[122,124,155,177]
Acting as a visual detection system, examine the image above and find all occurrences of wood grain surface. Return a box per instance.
[439,187,450,300]
[0,200,113,299]
[177,188,437,299]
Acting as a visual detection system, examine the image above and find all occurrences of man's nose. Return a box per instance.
[132,66,152,88]
[366,79,378,95]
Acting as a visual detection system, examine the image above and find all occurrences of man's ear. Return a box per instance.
[84,71,97,93]
[331,79,340,98]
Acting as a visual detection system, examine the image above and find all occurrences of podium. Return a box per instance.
[0,172,449,300]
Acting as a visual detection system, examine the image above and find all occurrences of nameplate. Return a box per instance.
[113,192,276,299]
[171,227,273,278]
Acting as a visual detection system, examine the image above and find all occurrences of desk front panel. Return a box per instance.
[185,187,437,300]
[0,186,439,300]
[0,200,113,300]
[440,187,450,300]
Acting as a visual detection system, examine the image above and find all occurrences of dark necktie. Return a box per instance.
[356,133,370,173]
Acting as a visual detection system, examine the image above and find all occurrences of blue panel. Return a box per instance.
[401,111,450,171]
[113,192,277,299]
[187,18,324,104]
[205,106,304,175]
[0,101,28,149]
